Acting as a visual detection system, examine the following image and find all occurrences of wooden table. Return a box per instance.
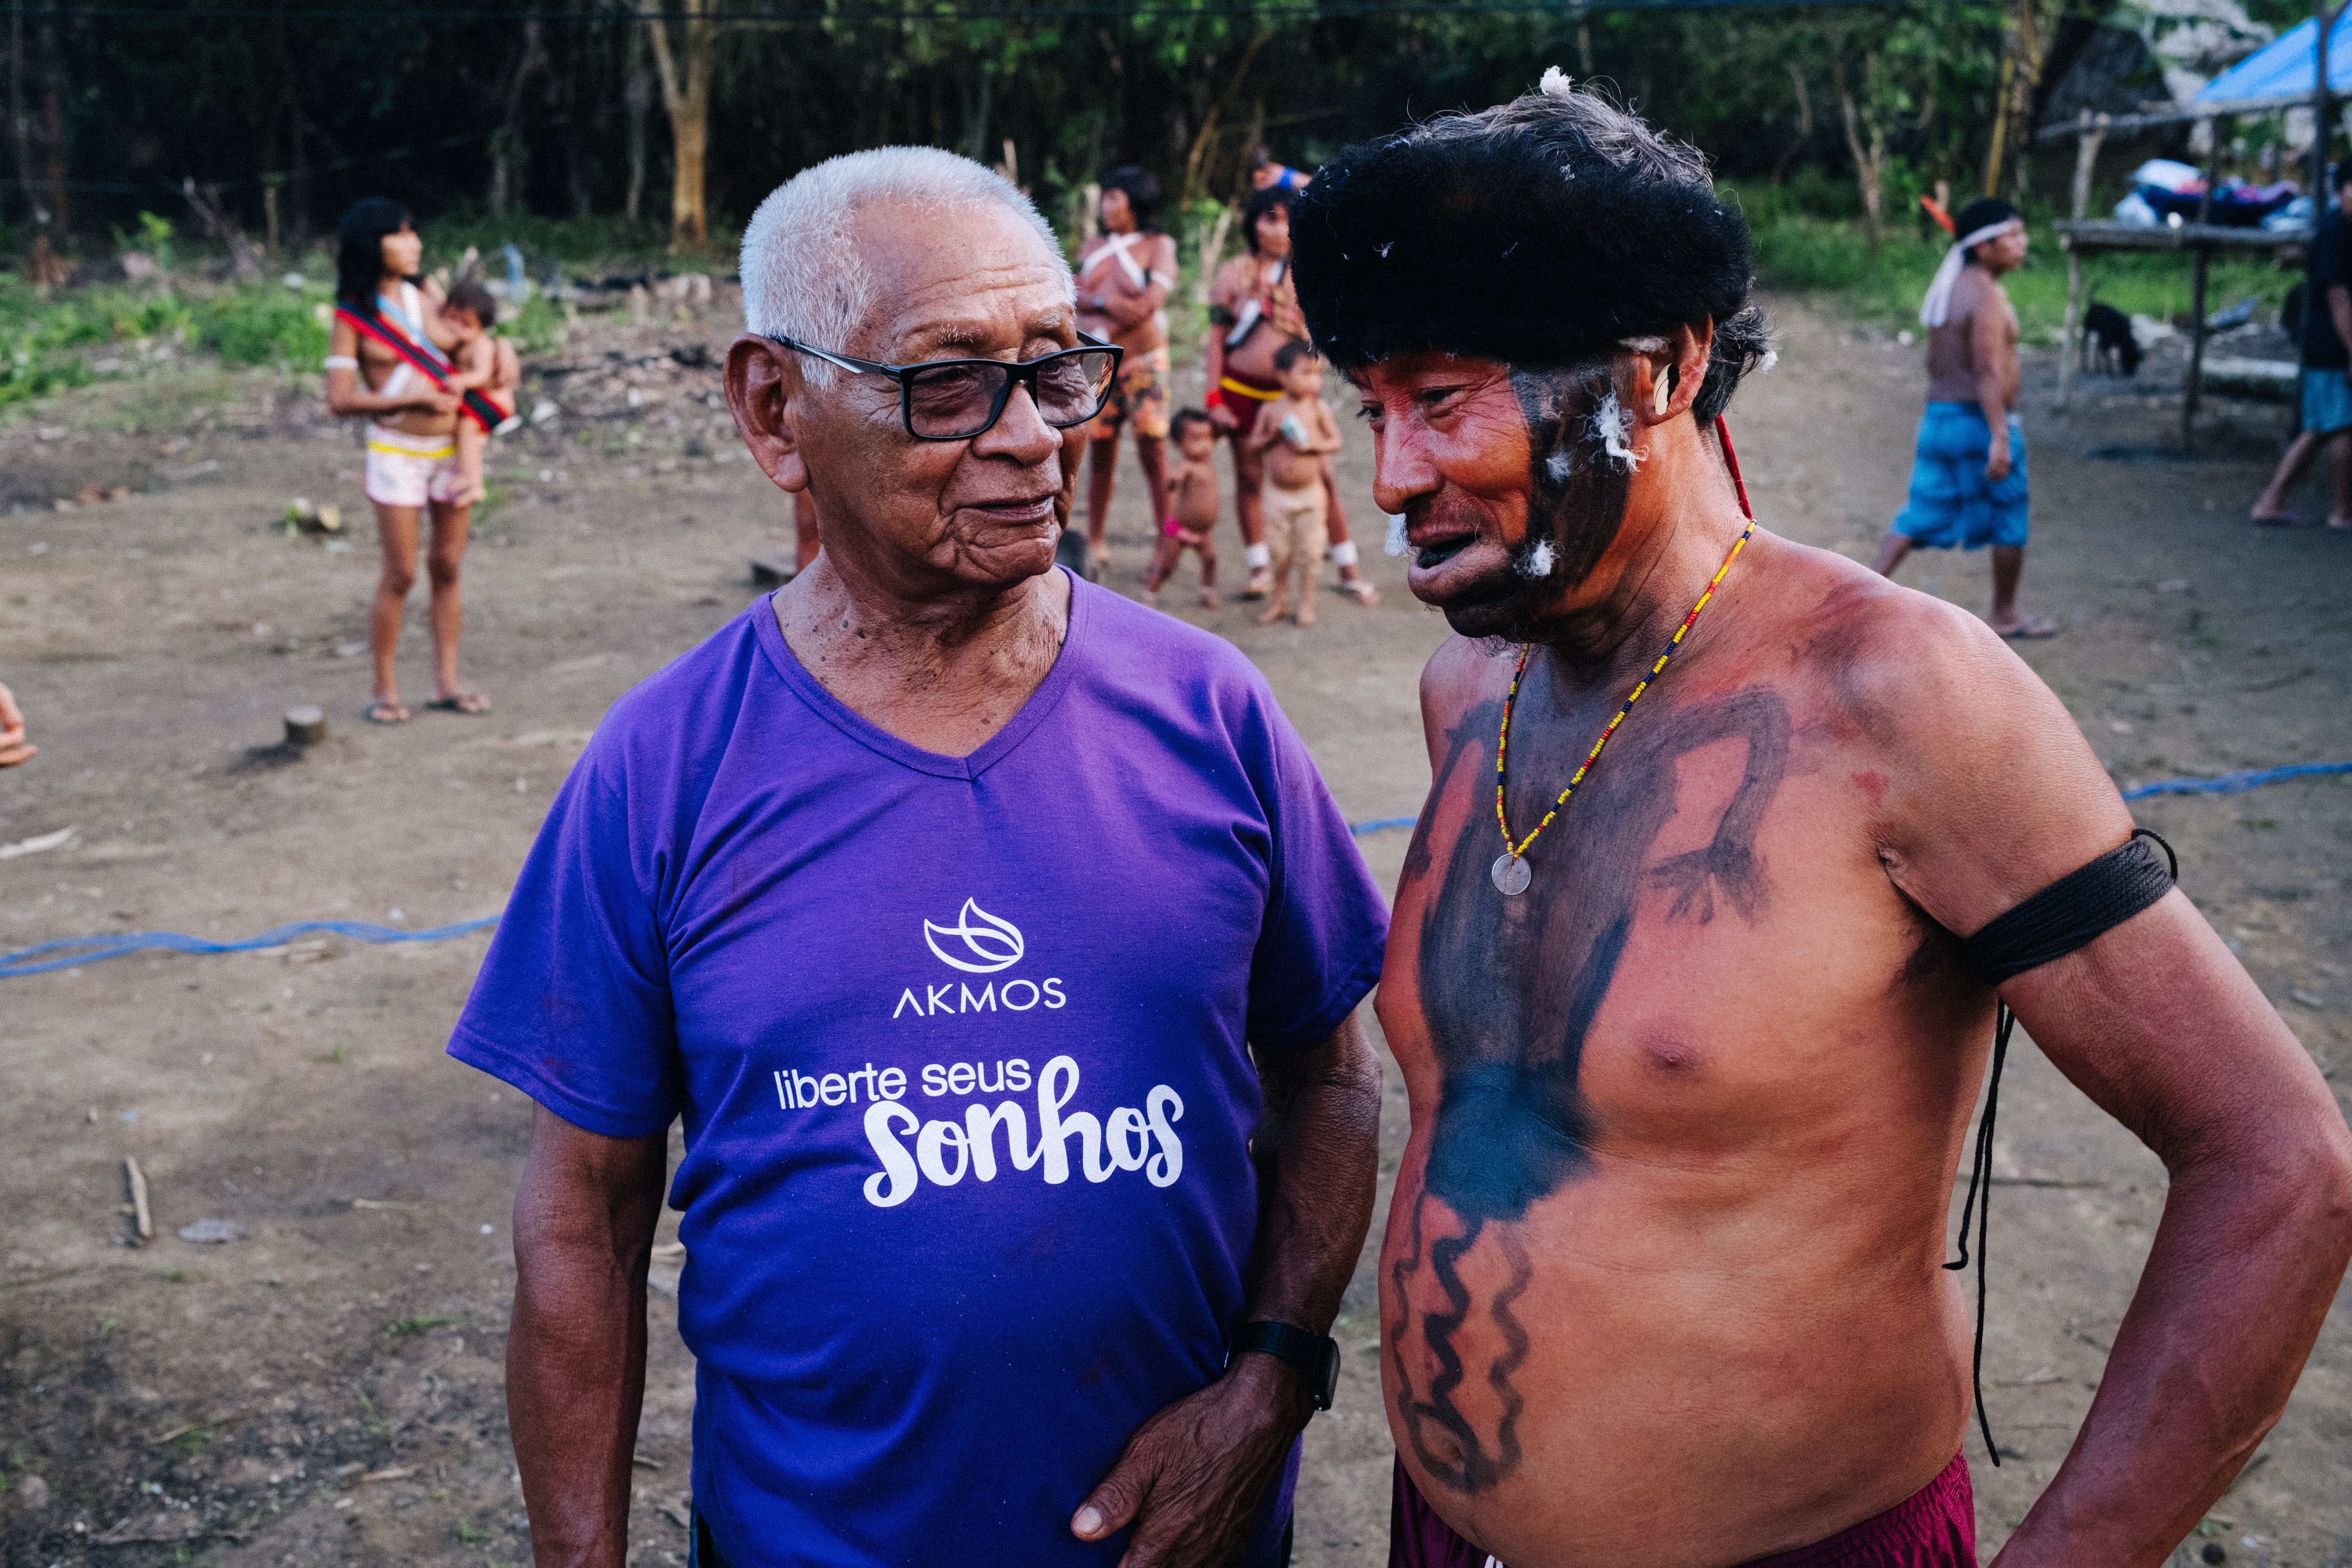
[2055,219,2311,448]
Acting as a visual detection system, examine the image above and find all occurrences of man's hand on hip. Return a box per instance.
[1071,1351,1308,1567]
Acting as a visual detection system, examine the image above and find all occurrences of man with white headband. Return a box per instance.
[1870,198,2056,639]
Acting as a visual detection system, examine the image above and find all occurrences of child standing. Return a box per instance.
[1245,341,1342,626]
[1142,409,1221,608]
[440,281,522,508]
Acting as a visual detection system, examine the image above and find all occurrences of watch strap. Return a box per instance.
[1227,1320,1339,1412]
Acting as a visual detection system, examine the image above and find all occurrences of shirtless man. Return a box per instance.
[1293,77,2352,1568]
[1871,199,2056,640]
[323,197,490,722]
[1207,186,1375,604]
[1074,166,1181,581]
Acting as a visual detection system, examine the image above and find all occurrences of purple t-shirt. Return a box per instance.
[449,573,1387,1568]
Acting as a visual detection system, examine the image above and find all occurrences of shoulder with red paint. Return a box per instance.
[1738,532,2118,895]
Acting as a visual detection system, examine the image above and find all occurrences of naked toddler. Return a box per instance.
[1142,408,1221,608]
[440,281,521,508]
[1245,341,1343,626]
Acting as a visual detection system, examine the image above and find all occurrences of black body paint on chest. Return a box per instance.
[1392,676,1791,1495]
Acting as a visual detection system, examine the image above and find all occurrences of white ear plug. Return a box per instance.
[1653,368,1672,417]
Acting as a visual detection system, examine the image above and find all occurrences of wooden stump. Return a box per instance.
[285,706,328,746]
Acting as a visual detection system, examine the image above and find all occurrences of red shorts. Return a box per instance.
[1208,370,1283,423]
[1391,1451,1974,1568]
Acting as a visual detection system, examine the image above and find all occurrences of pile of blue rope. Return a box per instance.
[7,759,2348,979]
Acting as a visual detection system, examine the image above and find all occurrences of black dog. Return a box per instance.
[2082,302,2142,378]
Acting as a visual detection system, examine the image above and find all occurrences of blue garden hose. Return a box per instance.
[0,915,499,980]
[7,761,2348,978]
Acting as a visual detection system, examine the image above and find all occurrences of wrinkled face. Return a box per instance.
[379,224,421,279]
[779,200,1080,592]
[1099,187,1135,235]
[1253,204,1291,259]
[1179,421,1216,461]
[1355,350,1634,641]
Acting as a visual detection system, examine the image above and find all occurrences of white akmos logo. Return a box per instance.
[924,898,1025,974]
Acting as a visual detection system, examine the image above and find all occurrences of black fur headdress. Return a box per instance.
[1293,78,1765,417]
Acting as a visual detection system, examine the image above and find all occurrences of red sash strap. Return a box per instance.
[1715,414,1753,520]
[336,304,501,435]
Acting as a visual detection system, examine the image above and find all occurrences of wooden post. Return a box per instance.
[2185,244,2212,451]
[2317,0,2335,204]
[2196,118,2217,224]
[2058,112,2107,411]
[2061,241,2086,410]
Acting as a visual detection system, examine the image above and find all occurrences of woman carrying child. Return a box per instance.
[322,198,491,723]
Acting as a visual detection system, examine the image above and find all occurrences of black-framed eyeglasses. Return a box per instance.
[764,330,1125,441]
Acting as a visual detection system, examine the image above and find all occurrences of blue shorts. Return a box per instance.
[2303,368,2352,436]
[1892,402,2029,551]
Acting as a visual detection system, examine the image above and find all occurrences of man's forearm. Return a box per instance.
[510,1248,651,1566]
[509,1111,667,1568]
[1243,1013,1382,1337]
[1977,371,2009,444]
[1995,1153,2352,1566]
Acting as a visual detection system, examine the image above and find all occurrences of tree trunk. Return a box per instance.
[624,19,650,224]
[1771,60,1812,187]
[1181,27,1271,204]
[490,18,547,220]
[6,0,31,231]
[645,0,714,250]
[1835,62,1885,254]
[288,105,310,246]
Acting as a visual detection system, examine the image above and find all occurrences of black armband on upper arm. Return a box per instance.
[1963,829,2177,986]
[1207,304,1236,326]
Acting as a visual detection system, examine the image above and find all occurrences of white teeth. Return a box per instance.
[1385,513,1410,557]
[1517,538,1557,579]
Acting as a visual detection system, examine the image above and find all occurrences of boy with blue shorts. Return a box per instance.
[1872,198,2058,638]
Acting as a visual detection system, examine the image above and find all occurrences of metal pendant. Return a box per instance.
[1491,852,1531,897]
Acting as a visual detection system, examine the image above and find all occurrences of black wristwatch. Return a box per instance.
[1225,1320,1340,1412]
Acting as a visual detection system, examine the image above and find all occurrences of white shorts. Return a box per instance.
[365,423,462,509]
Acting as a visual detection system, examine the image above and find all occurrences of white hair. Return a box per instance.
[739,146,1069,387]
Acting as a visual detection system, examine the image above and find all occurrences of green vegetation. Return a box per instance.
[1740,197,2299,345]
[0,271,333,411]
[384,1313,461,1339]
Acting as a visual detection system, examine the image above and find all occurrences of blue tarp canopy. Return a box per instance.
[2198,15,2352,102]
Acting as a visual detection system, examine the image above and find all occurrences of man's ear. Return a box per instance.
[1630,320,1715,429]
[725,335,810,494]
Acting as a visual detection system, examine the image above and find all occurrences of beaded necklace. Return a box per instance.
[1490,517,1755,896]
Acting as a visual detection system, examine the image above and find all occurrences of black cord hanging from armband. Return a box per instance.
[1946,827,2176,1467]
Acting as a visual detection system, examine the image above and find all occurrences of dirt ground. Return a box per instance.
[3,286,2350,1568]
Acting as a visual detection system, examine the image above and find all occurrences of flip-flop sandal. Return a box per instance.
[364,700,411,725]
[426,693,492,715]
[1337,578,1380,605]
[1998,618,2061,641]
[2252,510,2306,527]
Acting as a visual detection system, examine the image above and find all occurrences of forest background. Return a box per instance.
[0,0,2331,406]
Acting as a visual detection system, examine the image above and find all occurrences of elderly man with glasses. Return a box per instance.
[447,148,1389,1568]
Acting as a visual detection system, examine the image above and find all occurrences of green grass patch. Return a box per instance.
[383,1314,461,1340]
